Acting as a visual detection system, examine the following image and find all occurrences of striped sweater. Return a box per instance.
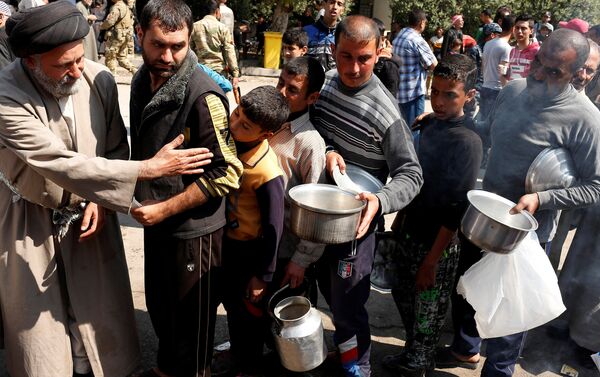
[311,71,423,214]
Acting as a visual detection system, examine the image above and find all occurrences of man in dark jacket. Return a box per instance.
[303,0,344,71]
[129,0,243,376]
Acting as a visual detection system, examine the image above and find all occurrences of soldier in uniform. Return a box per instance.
[190,0,240,91]
[100,0,136,75]
[125,0,135,56]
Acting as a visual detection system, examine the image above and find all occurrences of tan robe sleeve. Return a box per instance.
[0,96,140,214]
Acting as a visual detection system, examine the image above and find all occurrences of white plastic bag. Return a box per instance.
[457,232,566,338]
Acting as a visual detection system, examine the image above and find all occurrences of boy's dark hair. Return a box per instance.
[408,8,427,27]
[372,17,386,37]
[200,0,219,19]
[500,14,516,33]
[282,28,308,48]
[139,0,192,35]
[515,14,534,29]
[481,9,492,18]
[334,15,379,48]
[433,54,477,92]
[283,56,325,96]
[240,86,290,133]
[494,5,512,23]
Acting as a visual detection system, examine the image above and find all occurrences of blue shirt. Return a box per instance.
[392,27,437,104]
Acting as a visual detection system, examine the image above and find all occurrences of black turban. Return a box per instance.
[6,0,90,58]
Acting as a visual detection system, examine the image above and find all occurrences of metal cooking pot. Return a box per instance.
[525,147,578,193]
[288,184,365,244]
[461,190,538,254]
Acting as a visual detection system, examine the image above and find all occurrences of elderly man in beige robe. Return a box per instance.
[0,2,212,377]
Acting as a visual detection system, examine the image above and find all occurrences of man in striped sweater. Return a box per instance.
[311,15,423,377]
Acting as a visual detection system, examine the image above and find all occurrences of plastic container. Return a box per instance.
[264,31,283,69]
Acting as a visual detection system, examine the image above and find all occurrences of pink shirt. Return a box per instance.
[507,41,540,80]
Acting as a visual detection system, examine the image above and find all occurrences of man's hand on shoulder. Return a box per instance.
[138,134,213,180]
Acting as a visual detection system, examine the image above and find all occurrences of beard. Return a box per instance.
[30,64,81,98]
[526,74,567,100]
[142,53,182,79]
[571,77,586,92]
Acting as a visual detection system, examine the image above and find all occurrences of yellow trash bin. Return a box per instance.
[263,31,283,69]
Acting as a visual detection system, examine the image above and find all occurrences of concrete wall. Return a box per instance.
[372,0,392,29]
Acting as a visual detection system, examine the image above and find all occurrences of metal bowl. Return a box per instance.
[288,184,365,244]
[525,147,578,193]
[461,190,538,254]
[344,164,384,193]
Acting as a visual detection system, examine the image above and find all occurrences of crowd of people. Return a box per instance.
[0,0,599,377]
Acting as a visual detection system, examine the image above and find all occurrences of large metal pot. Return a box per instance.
[461,190,538,254]
[288,184,365,244]
[525,147,578,193]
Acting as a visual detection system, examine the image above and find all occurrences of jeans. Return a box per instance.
[478,87,500,122]
[399,95,425,127]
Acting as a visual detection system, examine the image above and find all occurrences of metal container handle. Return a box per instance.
[268,283,290,328]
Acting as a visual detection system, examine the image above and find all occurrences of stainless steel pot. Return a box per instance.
[461,190,538,254]
[525,147,578,193]
[288,184,365,244]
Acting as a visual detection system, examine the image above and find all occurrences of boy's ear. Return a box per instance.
[301,46,308,55]
[260,131,274,140]
[465,88,477,102]
[306,91,320,105]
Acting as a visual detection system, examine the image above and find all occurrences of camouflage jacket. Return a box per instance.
[100,1,133,32]
[190,15,240,78]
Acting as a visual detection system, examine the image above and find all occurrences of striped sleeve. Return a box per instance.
[192,93,243,197]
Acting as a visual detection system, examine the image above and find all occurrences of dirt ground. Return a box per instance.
[0,63,597,377]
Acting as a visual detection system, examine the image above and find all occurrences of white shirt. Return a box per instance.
[219,4,235,39]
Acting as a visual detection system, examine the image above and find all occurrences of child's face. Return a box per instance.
[430,76,474,120]
[230,107,271,143]
[276,71,319,113]
[282,43,308,63]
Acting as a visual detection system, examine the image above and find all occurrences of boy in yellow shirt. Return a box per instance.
[222,86,290,376]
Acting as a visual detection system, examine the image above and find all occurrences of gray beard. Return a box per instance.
[29,65,81,98]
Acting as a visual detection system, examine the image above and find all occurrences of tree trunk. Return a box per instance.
[270,0,291,33]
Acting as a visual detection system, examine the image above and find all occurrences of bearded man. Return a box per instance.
[0,1,213,376]
[129,0,242,375]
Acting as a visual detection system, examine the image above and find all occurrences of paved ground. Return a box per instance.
[0,60,597,377]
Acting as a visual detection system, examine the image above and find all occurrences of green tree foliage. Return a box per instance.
[187,0,353,30]
[389,0,600,38]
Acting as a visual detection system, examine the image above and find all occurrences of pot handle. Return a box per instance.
[268,283,290,329]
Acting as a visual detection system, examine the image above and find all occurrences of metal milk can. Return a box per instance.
[269,287,327,372]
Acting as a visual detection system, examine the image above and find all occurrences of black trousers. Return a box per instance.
[144,228,223,377]
[221,237,272,374]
